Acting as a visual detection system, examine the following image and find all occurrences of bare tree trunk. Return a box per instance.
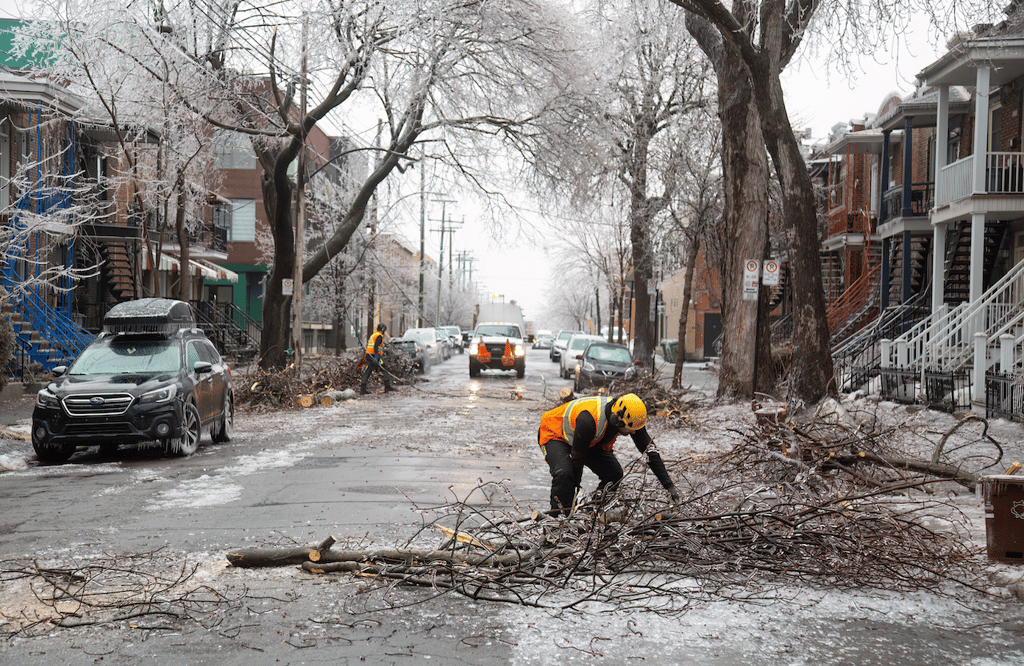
[257,146,298,370]
[175,187,190,303]
[687,15,774,400]
[748,61,833,405]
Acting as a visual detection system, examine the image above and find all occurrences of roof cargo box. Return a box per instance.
[102,298,196,336]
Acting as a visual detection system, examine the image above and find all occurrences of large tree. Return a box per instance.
[669,0,998,406]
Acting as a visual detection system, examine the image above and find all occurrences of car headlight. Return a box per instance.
[469,342,479,354]
[582,362,595,372]
[139,384,177,404]
[36,387,60,408]
[624,367,636,380]
[514,344,525,356]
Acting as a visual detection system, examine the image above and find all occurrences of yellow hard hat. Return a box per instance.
[612,393,647,431]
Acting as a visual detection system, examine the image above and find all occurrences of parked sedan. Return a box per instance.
[574,341,638,392]
[559,333,604,379]
[550,329,582,362]
[31,298,233,463]
[403,328,446,367]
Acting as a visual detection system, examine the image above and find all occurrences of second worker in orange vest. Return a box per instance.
[538,393,679,514]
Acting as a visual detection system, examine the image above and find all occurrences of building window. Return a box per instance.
[229,199,256,242]
[214,132,257,170]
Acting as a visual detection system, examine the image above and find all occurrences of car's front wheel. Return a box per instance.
[31,425,75,463]
[164,400,201,456]
[212,392,234,443]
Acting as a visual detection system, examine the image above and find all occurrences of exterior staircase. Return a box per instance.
[887,234,932,305]
[192,300,261,365]
[3,294,94,376]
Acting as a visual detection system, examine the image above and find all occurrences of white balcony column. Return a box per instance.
[896,338,909,369]
[935,85,949,178]
[972,66,991,195]
[1001,333,1015,373]
[969,212,985,302]
[973,332,988,403]
[931,221,947,313]
[881,338,892,369]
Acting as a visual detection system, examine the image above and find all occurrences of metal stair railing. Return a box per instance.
[923,259,1024,371]
[832,292,928,392]
[888,258,1024,372]
[191,301,261,363]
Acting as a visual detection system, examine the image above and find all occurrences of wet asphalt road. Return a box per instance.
[1,349,1023,665]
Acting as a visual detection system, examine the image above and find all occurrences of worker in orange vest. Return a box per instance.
[360,323,395,395]
[538,393,679,514]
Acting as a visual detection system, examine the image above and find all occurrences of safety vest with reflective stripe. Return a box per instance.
[539,396,613,451]
[366,331,384,356]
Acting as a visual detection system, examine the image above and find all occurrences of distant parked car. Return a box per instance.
[533,330,554,349]
[559,333,604,379]
[403,328,445,366]
[574,342,638,392]
[434,327,453,360]
[389,336,427,373]
[31,298,234,463]
[550,329,582,363]
[440,325,464,354]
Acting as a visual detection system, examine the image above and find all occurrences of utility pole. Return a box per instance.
[418,148,426,327]
[292,15,308,369]
[430,198,456,325]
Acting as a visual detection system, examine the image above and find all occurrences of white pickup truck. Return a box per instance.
[468,322,526,378]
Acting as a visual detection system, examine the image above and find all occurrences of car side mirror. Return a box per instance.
[52,365,67,377]
[194,361,213,374]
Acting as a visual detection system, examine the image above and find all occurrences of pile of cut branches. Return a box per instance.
[235,350,418,410]
[0,549,251,637]
[226,409,999,612]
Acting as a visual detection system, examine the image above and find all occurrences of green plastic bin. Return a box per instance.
[660,339,679,363]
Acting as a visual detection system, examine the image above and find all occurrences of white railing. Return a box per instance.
[937,156,973,206]
[987,152,1024,195]
[936,152,1024,206]
[887,258,1024,375]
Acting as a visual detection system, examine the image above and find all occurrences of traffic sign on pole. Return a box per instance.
[743,259,760,301]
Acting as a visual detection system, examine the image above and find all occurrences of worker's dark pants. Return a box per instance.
[542,439,623,513]
[360,354,392,391]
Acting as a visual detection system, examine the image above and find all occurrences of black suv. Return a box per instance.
[31,298,234,463]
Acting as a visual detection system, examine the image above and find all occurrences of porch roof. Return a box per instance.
[874,86,972,132]
[145,253,239,283]
[917,37,1024,88]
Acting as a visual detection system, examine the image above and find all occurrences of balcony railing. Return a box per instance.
[937,152,1024,206]
[882,183,933,220]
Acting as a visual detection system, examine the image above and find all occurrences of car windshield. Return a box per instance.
[405,330,434,344]
[557,331,577,341]
[476,325,521,338]
[588,345,631,364]
[70,337,181,376]
[569,337,597,350]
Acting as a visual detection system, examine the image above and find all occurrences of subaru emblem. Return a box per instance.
[90,396,105,405]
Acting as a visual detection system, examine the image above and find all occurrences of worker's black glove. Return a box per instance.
[668,486,682,505]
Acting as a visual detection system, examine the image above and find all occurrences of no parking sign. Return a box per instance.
[743,260,760,301]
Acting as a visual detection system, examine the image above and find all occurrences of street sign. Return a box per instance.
[763,259,781,287]
[647,278,657,295]
[282,278,294,296]
[743,259,760,301]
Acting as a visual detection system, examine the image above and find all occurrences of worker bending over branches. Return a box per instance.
[538,393,679,514]
[360,323,395,395]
